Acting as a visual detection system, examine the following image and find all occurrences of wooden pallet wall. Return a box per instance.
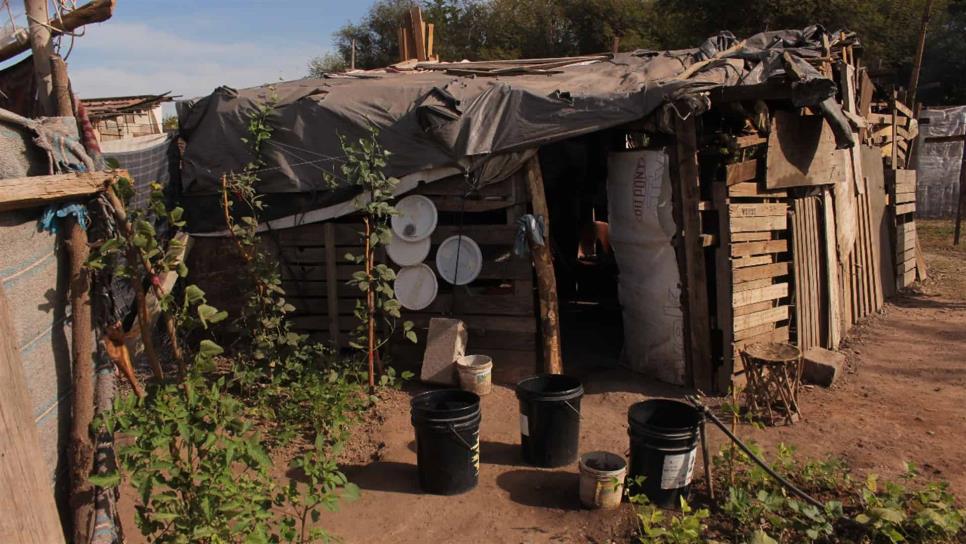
[713,140,793,382]
[791,195,823,352]
[389,171,537,382]
[888,169,920,289]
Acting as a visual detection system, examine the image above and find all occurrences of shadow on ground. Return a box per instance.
[496,469,581,511]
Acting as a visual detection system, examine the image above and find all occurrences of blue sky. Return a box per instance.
[2,0,376,111]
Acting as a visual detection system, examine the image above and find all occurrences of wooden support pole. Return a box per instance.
[955,151,966,245]
[46,44,96,543]
[65,216,95,543]
[524,157,563,375]
[50,54,73,117]
[323,223,341,347]
[0,0,115,63]
[24,0,54,115]
[0,285,67,543]
[907,0,935,108]
[672,114,714,392]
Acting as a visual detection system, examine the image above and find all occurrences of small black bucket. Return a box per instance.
[627,399,702,509]
[515,374,583,467]
[411,389,481,495]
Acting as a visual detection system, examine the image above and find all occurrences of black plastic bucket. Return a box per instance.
[515,374,583,467]
[411,389,481,495]
[627,399,702,509]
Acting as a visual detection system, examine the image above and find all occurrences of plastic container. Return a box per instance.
[410,390,481,495]
[394,264,438,311]
[392,194,437,241]
[456,355,493,396]
[386,232,432,266]
[626,399,702,509]
[515,374,583,467]
[579,451,627,510]
[435,235,483,285]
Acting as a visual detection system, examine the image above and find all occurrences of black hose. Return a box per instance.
[687,396,826,510]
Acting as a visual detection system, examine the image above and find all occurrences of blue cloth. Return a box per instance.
[39,203,89,233]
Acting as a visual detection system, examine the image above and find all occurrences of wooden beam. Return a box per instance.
[672,115,713,392]
[25,0,53,115]
[0,1,115,63]
[524,157,563,374]
[0,170,126,212]
[0,285,66,543]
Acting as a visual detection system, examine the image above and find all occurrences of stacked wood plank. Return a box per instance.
[712,141,793,382]
[274,222,367,346]
[791,195,823,351]
[397,6,435,62]
[888,169,920,289]
[867,98,918,170]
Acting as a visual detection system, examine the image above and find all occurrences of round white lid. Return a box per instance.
[435,235,483,286]
[386,231,431,266]
[391,195,437,242]
[394,263,438,311]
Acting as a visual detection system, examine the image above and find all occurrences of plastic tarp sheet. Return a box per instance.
[606,149,685,385]
[177,26,851,232]
[915,106,966,218]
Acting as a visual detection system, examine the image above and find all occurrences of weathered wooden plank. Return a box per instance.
[894,192,915,204]
[895,203,916,216]
[729,182,788,198]
[734,300,775,317]
[735,325,790,346]
[733,277,774,293]
[732,255,774,269]
[730,215,788,233]
[711,182,734,390]
[725,159,759,185]
[0,169,126,212]
[733,262,790,283]
[734,305,790,332]
[733,283,789,307]
[673,115,714,392]
[0,286,66,543]
[729,203,789,218]
[731,239,788,257]
[766,111,844,189]
[731,231,774,242]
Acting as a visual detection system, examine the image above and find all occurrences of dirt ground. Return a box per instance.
[317,220,965,543]
[119,220,965,542]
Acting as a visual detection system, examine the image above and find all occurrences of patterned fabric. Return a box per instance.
[100,134,178,211]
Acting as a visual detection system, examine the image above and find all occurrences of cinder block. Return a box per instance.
[802,347,845,387]
[420,318,467,385]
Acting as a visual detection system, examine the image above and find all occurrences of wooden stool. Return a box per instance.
[740,342,803,425]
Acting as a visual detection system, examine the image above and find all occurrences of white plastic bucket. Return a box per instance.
[456,354,493,396]
[578,451,627,510]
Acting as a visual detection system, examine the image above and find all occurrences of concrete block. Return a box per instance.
[420,318,467,385]
[802,347,845,387]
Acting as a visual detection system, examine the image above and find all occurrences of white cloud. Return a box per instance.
[67,21,327,107]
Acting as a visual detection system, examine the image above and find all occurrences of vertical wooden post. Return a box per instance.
[671,114,713,392]
[821,188,842,349]
[47,43,96,542]
[0,285,66,543]
[65,216,95,543]
[907,0,935,108]
[24,0,54,115]
[711,181,733,390]
[323,223,341,347]
[524,157,563,374]
[350,38,356,70]
[364,217,376,389]
[955,152,966,245]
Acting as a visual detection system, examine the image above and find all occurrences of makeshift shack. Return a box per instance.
[178,27,922,394]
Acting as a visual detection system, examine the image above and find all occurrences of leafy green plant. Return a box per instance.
[323,128,415,389]
[627,477,709,544]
